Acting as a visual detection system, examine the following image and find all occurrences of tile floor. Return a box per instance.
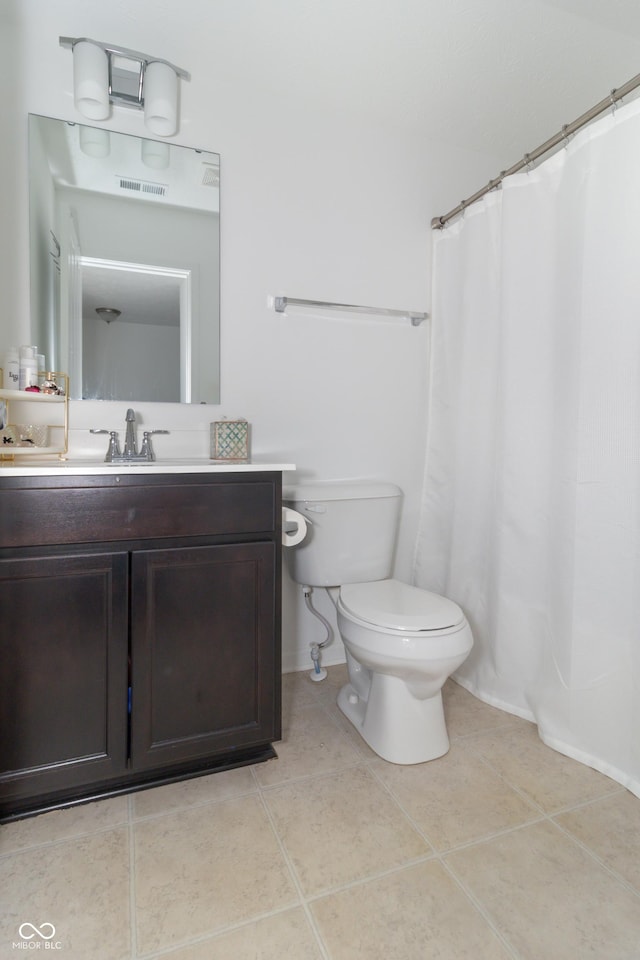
[2,665,640,959]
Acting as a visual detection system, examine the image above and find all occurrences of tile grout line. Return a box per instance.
[129,774,321,960]
[6,667,639,959]
[357,726,582,960]
[127,784,260,826]
[364,756,549,858]
[546,786,630,814]
[301,676,596,856]
[284,673,640,955]
[461,735,621,822]
[322,681,640,953]
[438,856,524,960]
[460,721,628,810]
[300,853,439,903]
[136,906,317,960]
[367,734,640,902]
[285,746,526,956]
[459,739,640,892]
[550,815,640,901]
[253,765,333,960]
[127,793,139,960]
[258,758,369,796]
[295,692,367,754]
[0,813,130,860]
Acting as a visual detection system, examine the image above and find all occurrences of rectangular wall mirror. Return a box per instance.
[28,114,220,403]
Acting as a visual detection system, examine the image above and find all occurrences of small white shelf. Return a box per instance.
[0,375,69,460]
[0,445,66,457]
[0,389,66,403]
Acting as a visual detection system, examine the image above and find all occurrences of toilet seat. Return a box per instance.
[339,579,464,632]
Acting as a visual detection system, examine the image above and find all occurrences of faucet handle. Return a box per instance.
[140,429,169,462]
[107,431,122,460]
[90,429,121,462]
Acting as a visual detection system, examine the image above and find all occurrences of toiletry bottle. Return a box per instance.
[19,346,38,391]
[3,347,19,389]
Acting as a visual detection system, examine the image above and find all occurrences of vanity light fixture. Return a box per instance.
[79,124,111,158]
[59,37,190,137]
[141,138,170,170]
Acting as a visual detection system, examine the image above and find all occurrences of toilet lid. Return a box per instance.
[339,579,465,632]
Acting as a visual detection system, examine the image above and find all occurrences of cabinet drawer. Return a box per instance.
[0,476,277,547]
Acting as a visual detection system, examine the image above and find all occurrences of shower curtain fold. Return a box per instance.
[415,96,640,798]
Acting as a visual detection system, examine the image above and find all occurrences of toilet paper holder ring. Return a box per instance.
[282,506,309,547]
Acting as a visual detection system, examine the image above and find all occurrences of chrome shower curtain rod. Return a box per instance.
[431,70,640,230]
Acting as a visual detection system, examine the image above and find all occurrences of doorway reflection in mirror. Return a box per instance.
[28,114,220,403]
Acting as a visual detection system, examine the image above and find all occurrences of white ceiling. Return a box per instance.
[17,0,640,182]
[82,263,181,328]
[23,0,638,322]
[123,0,640,163]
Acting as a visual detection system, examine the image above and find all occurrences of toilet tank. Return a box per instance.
[283,480,402,586]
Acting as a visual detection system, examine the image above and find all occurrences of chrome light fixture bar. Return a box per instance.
[59,36,190,137]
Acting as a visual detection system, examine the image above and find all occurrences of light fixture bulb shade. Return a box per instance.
[144,60,178,137]
[79,124,111,158]
[73,40,109,120]
[141,138,170,169]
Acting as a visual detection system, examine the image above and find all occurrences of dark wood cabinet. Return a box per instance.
[0,552,129,805]
[0,471,282,821]
[130,541,276,769]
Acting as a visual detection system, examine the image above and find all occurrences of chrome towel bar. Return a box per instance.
[273,296,427,326]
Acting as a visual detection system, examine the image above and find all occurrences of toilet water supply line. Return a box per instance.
[303,585,333,681]
[281,506,333,679]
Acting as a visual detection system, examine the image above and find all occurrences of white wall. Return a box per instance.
[1,0,503,672]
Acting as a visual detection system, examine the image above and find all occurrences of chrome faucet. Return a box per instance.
[123,408,138,458]
[91,410,169,462]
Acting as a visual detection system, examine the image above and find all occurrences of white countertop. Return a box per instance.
[0,458,296,478]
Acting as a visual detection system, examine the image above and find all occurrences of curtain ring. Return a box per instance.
[524,153,534,172]
[561,124,571,149]
[610,89,618,115]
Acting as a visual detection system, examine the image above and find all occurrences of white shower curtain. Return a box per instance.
[415,96,640,798]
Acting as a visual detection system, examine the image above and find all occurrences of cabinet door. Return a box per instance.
[130,542,277,771]
[0,552,129,814]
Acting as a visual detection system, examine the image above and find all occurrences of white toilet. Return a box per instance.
[283,481,473,764]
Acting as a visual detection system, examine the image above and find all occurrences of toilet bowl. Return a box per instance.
[283,480,473,764]
[335,578,473,763]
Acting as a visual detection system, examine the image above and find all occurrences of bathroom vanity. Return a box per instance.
[0,463,292,821]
